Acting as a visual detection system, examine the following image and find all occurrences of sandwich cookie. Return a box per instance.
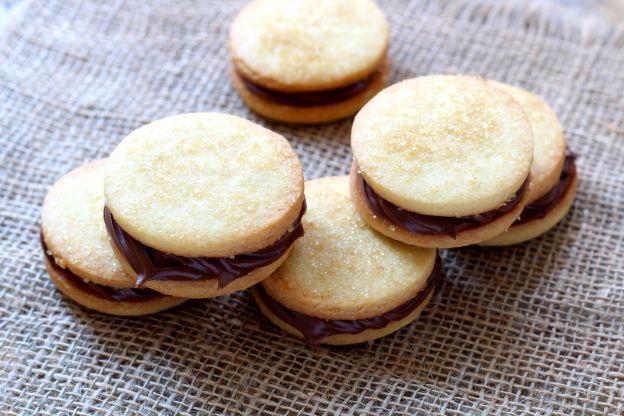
[229,0,389,124]
[104,113,305,299]
[252,176,440,346]
[481,82,577,246]
[41,160,186,316]
[350,75,534,248]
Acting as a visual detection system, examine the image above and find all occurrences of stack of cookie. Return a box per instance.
[41,160,186,316]
[42,113,306,315]
[249,75,576,346]
[349,75,576,250]
[40,0,577,347]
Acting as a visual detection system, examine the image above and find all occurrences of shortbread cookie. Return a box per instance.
[481,82,576,246]
[252,176,440,346]
[41,160,185,316]
[350,75,534,248]
[229,0,389,123]
[104,113,305,298]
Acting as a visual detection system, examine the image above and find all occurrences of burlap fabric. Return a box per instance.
[1,0,623,414]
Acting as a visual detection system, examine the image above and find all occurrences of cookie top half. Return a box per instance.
[261,176,437,320]
[489,81,566,203]
[229,0,389,92]
[351,75,534,217]
[104,113,304,258]
[41,160,134,288]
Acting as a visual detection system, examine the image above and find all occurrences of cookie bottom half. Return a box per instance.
[230,65,387,124]
[349,168,530,248]
[110,241,294,299]
[480,173,577,246]
[252,287,434,346]
[45,256,185,316]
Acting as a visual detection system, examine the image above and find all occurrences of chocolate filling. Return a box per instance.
[41,236,163,302]
[357,169,529,238]
[256,255,442,347]
[239,70,376,107]
[515,153,577,225]
[104,201,306,287]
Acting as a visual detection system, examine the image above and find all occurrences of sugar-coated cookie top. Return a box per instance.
[489,81,566,203]
[352,75,534,217]
[41,160,134,287]
[229,0,388,92]
[262,176,437,320]
[104,113,304,258]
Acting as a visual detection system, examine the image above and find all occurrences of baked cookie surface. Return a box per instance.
[352,75,533,217]
[229,0,388,92]
[104,112,304,258]
[255,176,440,346]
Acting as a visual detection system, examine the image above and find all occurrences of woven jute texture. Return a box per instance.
[1,0,623,414]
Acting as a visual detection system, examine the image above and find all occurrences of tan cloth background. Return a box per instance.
[1,0,623,414]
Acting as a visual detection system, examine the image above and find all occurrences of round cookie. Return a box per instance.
[481,82,576,246]
[41,160,185,316]
[252,176,440,346]
[104,112,305,298]
[228,0,389,123]
[350,75,534,248]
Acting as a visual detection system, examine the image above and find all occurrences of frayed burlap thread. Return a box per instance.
[1,0,623,414]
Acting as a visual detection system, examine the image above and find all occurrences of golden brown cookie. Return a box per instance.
[350,75,534,248]
[103,113,305,298]
[253,176,440,346]
[228,0,389,123]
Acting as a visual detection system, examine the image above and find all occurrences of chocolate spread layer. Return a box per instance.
[240,71,376,107]
[256,255,442,347]
[515,153,576,225]
[104,201,306,287]
[42,236,163,302]
[357,169,529,238]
